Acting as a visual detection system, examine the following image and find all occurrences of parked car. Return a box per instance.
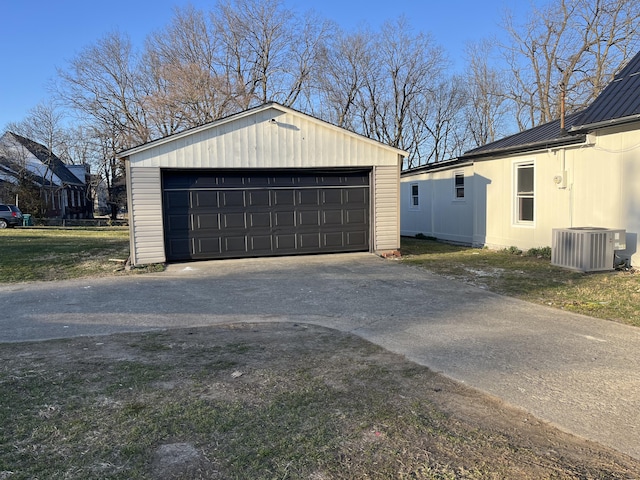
[0,204,23,228]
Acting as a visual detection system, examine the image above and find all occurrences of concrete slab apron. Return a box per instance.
[1,252,639,460]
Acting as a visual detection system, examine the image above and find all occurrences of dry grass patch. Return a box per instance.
[1,323,639,479]
[401,237,640,327]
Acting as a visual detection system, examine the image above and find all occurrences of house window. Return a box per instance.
[515,162,534,223]
[410,183,419,209]
[454,172,464,199]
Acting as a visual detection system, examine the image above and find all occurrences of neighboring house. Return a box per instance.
[118,102,406,266]
[0,132,92,219]
[401,50,640,266]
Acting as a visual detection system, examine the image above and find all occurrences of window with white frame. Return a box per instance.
[515,162,534,223]
[454,172,464,199]
[410,183,419,209]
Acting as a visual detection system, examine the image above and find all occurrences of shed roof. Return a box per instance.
[117,102,408,159]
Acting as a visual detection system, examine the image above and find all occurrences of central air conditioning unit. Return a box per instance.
[552,228,626,272]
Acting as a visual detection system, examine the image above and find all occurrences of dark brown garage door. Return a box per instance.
[162,169,370,261]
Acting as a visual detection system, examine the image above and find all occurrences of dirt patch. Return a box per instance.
[1,323,639,479]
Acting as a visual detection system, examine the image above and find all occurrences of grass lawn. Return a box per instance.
[400,237,640,327]
[0,227,161,282]
[2,324,638,479]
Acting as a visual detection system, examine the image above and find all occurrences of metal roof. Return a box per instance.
[570,51,640,131]
[462,111,586,158]
[459,50,640,160]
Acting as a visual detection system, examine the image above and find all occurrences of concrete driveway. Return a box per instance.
[1,252,639,460]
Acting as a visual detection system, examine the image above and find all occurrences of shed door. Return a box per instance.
[162,169,370,261]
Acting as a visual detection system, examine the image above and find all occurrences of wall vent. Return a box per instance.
[551,228,626,272]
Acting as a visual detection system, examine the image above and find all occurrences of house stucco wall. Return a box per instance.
[123,105,405,265]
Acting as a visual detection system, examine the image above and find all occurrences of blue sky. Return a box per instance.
[0,0,519,130]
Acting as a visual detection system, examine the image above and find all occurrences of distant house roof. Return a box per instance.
[7,133,84,185]
[570,50,640,131]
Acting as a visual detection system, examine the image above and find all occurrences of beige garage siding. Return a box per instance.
[129,107,399,170]
[373,163,401,251]
[127,165,165,265]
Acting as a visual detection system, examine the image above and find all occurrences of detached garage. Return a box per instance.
[118,103,406,266]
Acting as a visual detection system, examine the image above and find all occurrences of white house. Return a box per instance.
[401,51,640,267]
[118,102,407,266]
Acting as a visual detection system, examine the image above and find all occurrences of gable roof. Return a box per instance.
[570,50,640,131]
[5,132,84,185]
[117,102,409,159]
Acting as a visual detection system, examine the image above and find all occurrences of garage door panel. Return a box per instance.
[299,232,321,248]
[298,190,319,205]
[275,234,296,250]
[346,209,367,225]
[322,189,342,204]
[166,215,190,232]
[222,191,246,207]
[224,236,247,253]
[347,231,367,246]
[275,211,295,227]
[249,212,272,228]
[299,210,320,226]
[345,188,367,204]
[324,232,344,247]
[250,235,273,251]
[249,190,270,207]
[165,191,190,209]
[196,237,221,255]
[323,210,343,225]
[223,212,246,229]
[194,214,220,230]
[167,238,193,259]
[273,190,295,206]
[194,191,219,208]
[163,170,370,261]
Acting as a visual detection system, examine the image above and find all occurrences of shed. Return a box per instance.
[118,102,406,266]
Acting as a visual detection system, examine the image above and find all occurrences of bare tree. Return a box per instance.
[55,31,150,148]
[501,0,640,129]
[314,29,373,129]
[5,101,72,162]
[143,5,235,133]
[464,40,509,147]
[212,0,330,109]
[330,18,448,167]
[417,77,469,164]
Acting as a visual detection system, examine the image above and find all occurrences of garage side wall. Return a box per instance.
[127,165,165,265]
[373,163,400,252]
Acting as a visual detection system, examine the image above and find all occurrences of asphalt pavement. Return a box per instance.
[1,252,639,460]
